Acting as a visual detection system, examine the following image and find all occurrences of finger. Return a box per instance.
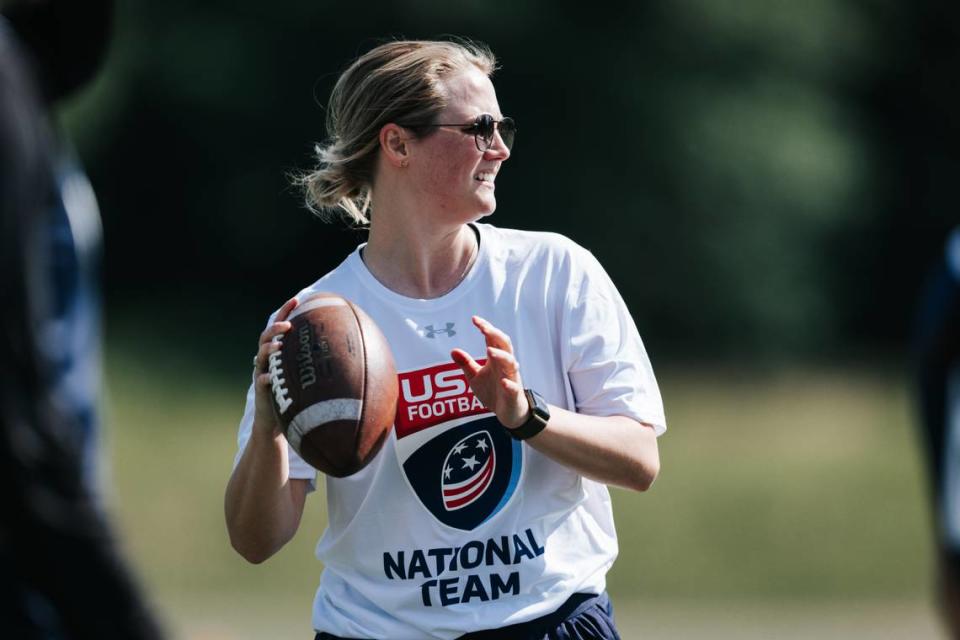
[258,339,283,360]
[259,320,292,345]
[487,346,520,378]
[472,316,513,352]
[275,297,300,322]
[451,348,482,379]
[253,339,283,373]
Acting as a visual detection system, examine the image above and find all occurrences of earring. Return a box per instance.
[400,159,409,168]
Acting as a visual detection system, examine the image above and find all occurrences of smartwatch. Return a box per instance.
[508,389,551,441]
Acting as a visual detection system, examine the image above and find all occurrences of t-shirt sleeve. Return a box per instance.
[234,315,318,488]
[559,246,666,436]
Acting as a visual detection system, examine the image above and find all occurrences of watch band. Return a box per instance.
[508,389,550,441]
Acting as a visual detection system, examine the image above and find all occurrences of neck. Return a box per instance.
[363,213,479,299]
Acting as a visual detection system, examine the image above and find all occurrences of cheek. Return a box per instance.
[423,153,476,194]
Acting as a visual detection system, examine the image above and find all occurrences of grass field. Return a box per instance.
[100,338,943,638]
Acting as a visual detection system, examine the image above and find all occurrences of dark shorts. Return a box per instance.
[315,591,621,640]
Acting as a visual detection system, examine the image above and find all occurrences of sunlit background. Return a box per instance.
[52,0,958,637]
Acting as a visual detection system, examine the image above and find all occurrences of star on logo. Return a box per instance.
[475,439,489,452]
[461,455,480,471]
[452,442,468,456]
[443,465,453,480]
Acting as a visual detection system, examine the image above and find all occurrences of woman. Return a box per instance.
[225,39,665,640]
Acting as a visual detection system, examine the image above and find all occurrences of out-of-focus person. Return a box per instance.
[0,1,162,636]
[915,226,960,638]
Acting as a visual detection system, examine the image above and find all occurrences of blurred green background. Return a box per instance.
[52,0,959,637]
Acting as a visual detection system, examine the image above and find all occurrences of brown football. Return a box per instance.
[267,293,397,477]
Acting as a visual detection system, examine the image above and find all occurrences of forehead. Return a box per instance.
[439,67,502,119]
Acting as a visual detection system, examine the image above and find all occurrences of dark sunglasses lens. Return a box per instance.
[499,117,516,150]
[474,115,516,151]
[473,114,496,150]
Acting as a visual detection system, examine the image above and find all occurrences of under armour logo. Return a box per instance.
[422,323,456,338]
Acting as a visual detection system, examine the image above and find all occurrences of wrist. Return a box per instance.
[505,389,551,441]
[502,395,530,430]
[251,419,285,443]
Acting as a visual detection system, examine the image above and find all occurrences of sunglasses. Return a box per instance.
[401,114,516,152]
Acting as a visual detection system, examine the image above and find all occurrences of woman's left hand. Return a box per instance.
[451,316,529,430]
[453,318,660,492]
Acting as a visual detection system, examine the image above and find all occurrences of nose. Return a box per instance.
[484,130,511,161]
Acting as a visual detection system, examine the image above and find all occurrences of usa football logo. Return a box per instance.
[395,361,522,531]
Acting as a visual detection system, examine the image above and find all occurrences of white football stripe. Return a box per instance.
[287,398,363,453]
[289,296,348,319]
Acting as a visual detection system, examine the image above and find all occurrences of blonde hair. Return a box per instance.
[299,39,497,226]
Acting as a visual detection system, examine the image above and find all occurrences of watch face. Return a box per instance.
[529,390,550,420]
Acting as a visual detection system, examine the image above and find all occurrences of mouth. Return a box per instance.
[474,171,496,185]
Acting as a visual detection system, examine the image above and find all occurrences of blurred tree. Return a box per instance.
[58,0,956,362]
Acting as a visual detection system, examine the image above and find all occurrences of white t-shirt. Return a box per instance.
[235,223,666,639]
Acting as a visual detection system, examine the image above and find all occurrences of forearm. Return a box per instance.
[224,425,307,563]
[526,408,660,492]
[450,317,661,491]
[226,297,308,563]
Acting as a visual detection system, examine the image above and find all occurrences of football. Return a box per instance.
[268,293,397,477]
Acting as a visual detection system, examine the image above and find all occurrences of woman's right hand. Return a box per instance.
[252,297,299,436]
[228,298,307,564]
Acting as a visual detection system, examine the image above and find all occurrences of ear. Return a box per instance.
[380,123,411,169]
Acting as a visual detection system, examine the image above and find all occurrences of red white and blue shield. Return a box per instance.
[442,430,495,511]
[395,361,523,531]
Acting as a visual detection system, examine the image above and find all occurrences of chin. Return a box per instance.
[475,204,496,220]
[477,195,497,216]
[460,208,492,225]
[446,194,496,224]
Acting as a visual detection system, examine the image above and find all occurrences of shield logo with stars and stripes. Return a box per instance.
[441,430,495,511]
[395,361,523,531]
